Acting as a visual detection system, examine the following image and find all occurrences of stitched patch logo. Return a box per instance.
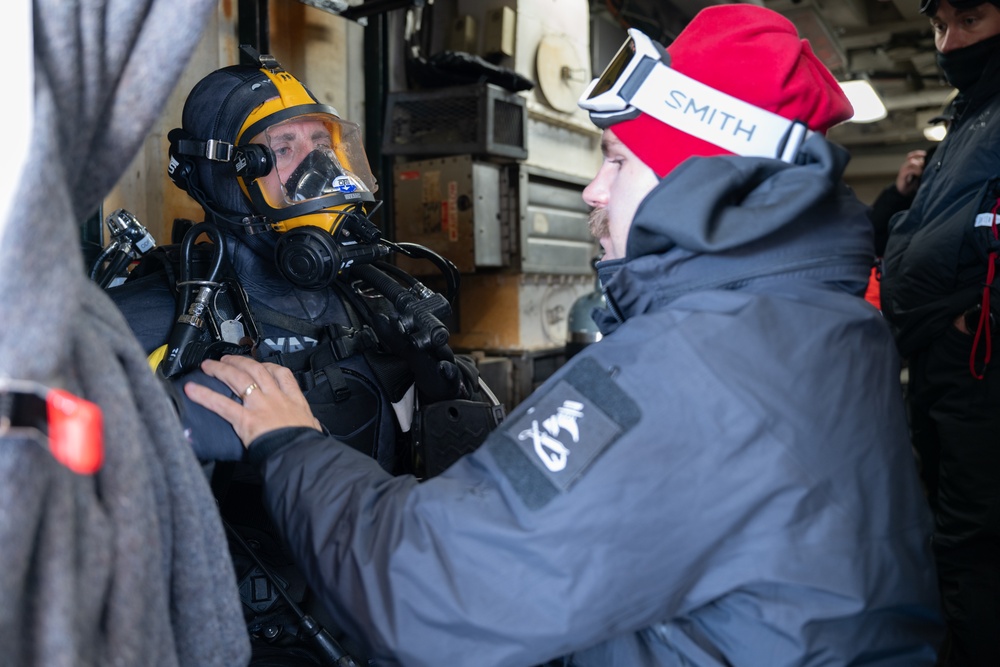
[489,357,641,509]
[518,400,584,472]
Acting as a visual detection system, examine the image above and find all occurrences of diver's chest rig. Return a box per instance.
[119,216,504,478]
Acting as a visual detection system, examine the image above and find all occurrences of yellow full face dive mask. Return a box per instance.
[234,69,377,232]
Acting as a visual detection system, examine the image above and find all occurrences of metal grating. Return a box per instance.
[491,97,525,152]
[382,83,528,160]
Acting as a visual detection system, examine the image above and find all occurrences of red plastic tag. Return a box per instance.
[46,389,104,474]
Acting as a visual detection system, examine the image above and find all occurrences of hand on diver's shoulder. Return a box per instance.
[184,355,322,447]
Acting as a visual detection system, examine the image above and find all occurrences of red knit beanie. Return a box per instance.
[612,5,854,177]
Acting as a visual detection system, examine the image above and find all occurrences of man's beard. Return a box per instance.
[588,207,609,240]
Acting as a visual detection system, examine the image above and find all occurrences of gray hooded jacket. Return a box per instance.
[248,135,943,666]
[0,1,249,665]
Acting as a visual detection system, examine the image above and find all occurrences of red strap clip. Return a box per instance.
[0,381,104,474]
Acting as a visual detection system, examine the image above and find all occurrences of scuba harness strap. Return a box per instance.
[270,323,379,403]
[254,263,506,476]
[246,298,324,340]
[252,285,417,406]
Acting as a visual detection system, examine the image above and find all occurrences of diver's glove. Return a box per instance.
[161,371,247,461]
[453,353,488,401]
[370,311,467,403]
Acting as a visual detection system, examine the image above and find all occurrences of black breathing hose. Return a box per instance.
[159,223,227,378]
[392,241,460,304]
[90,243,134,288]
[352,263,450,351]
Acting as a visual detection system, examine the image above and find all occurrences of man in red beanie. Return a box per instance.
[880,1,1000,665]
[181,4,943,665]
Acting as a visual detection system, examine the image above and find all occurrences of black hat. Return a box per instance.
[178,65,282,218]
[920,0,1000,16]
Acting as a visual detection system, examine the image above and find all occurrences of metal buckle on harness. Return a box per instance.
[205,139,234,162]
[240,215,273,235]
[328,324,378,360]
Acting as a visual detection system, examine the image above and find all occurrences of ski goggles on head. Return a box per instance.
[578,28,813,163]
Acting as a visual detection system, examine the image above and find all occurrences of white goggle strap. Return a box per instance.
[582,58,815,164]
[628,64,814,162]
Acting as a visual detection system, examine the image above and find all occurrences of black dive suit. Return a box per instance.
[110,226,401,466]
[108,223,487,663]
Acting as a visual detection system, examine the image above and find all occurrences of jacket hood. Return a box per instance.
[597,134,874,328]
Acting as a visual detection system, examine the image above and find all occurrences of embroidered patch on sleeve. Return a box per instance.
[488,357,640,509]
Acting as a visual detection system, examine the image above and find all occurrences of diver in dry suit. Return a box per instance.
[107,49,501,665]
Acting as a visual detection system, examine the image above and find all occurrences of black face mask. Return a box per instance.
[936,32,1000,91]
[284,150,344,201]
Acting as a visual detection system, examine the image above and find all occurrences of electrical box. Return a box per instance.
[393,155,515,275]
[393,157,595,277]
[382,83,528,161]
[393,157,599,353]
[451,272,597,351]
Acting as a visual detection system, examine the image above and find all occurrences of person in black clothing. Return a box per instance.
[108,49,498,665]
[880,1,1000,664]
[110,49,492,469]
[865,146,936,310]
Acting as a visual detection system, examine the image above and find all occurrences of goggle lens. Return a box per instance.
[587,36,638,100]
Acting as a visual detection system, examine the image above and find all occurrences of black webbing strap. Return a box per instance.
[271,323,380,402]
[251,295,392,400]
[248,298,324,339]
[248,278,422,405]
